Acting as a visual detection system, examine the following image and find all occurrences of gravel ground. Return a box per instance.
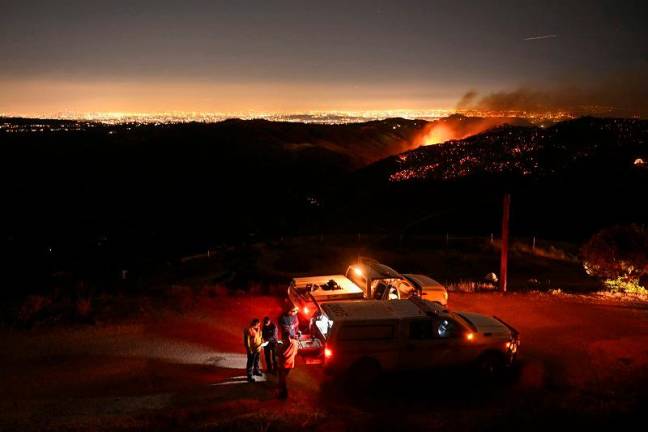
[1,292,647,431]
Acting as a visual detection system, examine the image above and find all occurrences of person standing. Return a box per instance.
[279,305,300,339]
[244,318,263,382]
[261,316,278,374]
[277,333,299,399]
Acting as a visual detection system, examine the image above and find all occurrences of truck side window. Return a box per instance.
[373,282,388,299]
[409,319,436,340]
[437,319,460,338]
[338,325,394,341]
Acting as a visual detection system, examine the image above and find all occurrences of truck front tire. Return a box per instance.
[476,351,506,379]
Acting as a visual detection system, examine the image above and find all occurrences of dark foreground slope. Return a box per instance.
[340,117,648,239]
[1,118,423,292]
[2,118,423,236]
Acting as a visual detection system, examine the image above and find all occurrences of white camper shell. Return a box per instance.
[299,298,520,377]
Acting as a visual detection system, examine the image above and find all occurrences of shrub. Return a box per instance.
[166,285,195,311]
[75,297,94,322]
[18,295,52,324]
[603,277,648,295]
[581,224,648,280]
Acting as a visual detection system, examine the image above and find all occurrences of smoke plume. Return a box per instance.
[456,70,648,118]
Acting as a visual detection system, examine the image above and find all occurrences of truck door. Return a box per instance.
[399,318,447,370]
[346,267,369,298]
[432,318,472,366]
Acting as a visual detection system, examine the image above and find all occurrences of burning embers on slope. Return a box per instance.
[415,116,516,146]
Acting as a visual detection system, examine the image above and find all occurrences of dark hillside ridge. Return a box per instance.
[338,117,648,239]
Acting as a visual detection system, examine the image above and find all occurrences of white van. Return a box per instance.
[299,298,520,379]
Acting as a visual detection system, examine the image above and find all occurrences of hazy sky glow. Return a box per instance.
[1,0,647,116]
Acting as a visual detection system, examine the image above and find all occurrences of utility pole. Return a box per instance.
[500,193,511,293]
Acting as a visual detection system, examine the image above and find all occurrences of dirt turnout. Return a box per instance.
[1,292,647,431]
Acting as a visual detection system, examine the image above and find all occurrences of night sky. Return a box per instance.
[1,0,646,115]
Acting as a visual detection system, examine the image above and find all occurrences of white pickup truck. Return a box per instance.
[287,258,448,325]
[298,298,520,380]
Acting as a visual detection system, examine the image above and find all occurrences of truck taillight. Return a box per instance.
[303,306,310,315]
[465,332,474,341]
[324,347,333,358]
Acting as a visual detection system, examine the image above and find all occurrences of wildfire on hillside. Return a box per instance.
[416,116,512,146]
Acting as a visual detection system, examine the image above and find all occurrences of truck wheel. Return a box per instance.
[476,351,505,379]
[348,357,382,387]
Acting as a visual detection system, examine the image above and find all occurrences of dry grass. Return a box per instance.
[511,241,577,263]
[446,280,497,293]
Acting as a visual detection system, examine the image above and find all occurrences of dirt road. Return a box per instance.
[1,293,647,431]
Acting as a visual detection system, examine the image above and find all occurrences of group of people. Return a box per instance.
[243,305,300,399]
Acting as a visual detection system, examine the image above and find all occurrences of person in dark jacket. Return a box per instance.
[279,306,300,339]
[277,332,299,399]
[261,316,278,374]
[244,318,263,383]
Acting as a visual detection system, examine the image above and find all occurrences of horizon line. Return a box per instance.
[0,109,584,124]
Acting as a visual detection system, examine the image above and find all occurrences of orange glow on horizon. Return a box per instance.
[0,78,459,117]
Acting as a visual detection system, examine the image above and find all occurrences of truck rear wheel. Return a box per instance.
[347,357,382,387]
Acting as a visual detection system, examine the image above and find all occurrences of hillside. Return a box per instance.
[1,117,426,291]
[335,118,648,238]
[3,116,647,296]
[1,117,423,232]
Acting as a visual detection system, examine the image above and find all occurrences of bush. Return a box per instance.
[75,297,94,322]
[166,285,195,311]
[18,295,52,324]
[581,224,648,280]
[603,277,648,295]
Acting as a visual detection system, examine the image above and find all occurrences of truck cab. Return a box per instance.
[345,258,448,305]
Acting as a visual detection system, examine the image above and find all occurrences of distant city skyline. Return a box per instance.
[1,1,647,117]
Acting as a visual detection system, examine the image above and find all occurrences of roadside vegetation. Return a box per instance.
[3,232,625,328]
[7,225,648,329]
[581,224,648,296]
